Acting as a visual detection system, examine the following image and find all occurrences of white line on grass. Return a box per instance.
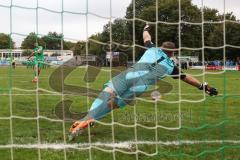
[0,140,240,150]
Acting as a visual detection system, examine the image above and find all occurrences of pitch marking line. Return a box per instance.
[0,140,240,150]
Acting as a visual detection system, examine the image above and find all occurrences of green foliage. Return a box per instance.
[88,33,106,56]
[21,32,76,51]
[101,19,132,43]
[41,32,63,50]
[226,20,240,59]
[226,20,240,47]
[64,41,75,50]
[100,19,133,57]
[74,41,85,55]
[22,49,32,56]
[100,0,240,60]
[21,32,45,49]
[125,0,155,19]
[0,33,14,49]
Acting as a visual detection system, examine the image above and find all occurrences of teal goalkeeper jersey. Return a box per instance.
[137,47,175,76]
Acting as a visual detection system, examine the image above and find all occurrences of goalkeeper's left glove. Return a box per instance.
[199,82,218,96]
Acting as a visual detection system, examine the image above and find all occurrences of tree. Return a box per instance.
[74,41,86,55]
[97,19,133,59]
[225,16,240,59]
[125,0,155,19]
[138,0,203,48]
[101,18,132,43]
[42,32,63,50]
[21,32,45,49]
[88,33,105,56]
[22,32,76,50]
[203,11,240,60]
[64,41,75,50]
[126,0,240,60]
[0,33,14,49]
[73,0,240,60]
[22,49,32,56]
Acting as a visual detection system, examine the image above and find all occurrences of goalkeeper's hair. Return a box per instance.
[161,41,176,57]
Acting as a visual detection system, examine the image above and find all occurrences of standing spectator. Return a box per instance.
[11,57,16,69]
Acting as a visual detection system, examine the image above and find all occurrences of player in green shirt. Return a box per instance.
[28,43,45,83]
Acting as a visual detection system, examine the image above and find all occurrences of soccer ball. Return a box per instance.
[151,91,162,101]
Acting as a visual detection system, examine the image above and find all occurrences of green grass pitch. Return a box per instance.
[0,66,240,160]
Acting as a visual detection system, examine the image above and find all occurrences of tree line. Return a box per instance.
[0,0,239,60]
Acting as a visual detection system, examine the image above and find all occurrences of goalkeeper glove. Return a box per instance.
[143,24,151,31]
[199,82,218,96]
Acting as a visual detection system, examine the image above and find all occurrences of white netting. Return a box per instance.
[1,0,240,159]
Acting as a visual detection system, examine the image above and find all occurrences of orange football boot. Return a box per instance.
[69,118,95,140]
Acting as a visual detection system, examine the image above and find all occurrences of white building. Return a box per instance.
[0,49,22,59]
[0,49,73,58]
[0,49,74,65]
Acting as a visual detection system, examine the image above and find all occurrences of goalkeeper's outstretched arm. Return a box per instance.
[181,74,201,88]
[142,24,218,96]
[182,75,218,96]
[172,69,218,96]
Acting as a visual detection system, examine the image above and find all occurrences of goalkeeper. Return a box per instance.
[69,25,218,138]
[27,43,45,83]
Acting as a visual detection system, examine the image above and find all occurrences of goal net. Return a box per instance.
[0,0,240,159]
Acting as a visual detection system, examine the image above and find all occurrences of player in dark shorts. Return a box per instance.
[11,57,16,69]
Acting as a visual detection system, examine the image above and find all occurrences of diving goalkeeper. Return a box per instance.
[69,25,218,138]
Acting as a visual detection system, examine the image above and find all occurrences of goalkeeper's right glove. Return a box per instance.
[199,82,218,96]
[143,24,151,31]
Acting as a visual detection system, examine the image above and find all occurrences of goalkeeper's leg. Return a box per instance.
[69,87,119,139]
[69,84,148,139]
[69,66,154,139]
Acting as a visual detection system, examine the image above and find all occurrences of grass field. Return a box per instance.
[0,66,240,160]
